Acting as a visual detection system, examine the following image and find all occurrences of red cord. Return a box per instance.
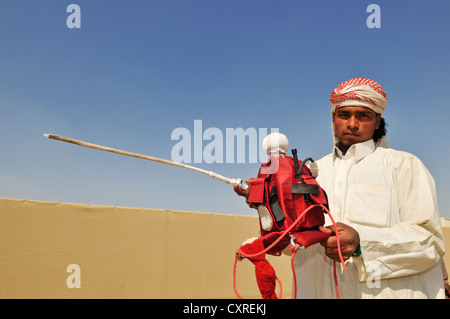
[233,203,346,299]
[233,254,282,299]
[232,256,242,299]
[276,276,283,299]
[290,244,300,299]
[333,261,341,299]
[325,206,347,272]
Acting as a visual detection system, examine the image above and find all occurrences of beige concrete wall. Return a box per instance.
[0,197,448,299]
[0,197,292,299]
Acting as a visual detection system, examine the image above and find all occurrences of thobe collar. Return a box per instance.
[333,139,377,163]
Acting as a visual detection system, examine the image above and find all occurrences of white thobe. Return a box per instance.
[293,139,446,298]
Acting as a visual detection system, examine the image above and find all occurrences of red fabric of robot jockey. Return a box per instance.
[235,132,331,299]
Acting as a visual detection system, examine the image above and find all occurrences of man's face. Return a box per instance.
[332,106,381,152]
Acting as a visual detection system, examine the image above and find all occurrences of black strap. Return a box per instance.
[269,186,286,224]
[291,183,319,195]
[298,157,314,182]
[291,149,301,179]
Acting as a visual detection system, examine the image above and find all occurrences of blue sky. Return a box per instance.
[0,0,449,218]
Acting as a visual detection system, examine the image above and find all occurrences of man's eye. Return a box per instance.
[357,113,373,120]
[337,112,350,119]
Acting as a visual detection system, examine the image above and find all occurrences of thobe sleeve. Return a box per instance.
[352,155,446,281]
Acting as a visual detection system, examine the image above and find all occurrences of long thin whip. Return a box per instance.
[43,133,246,188]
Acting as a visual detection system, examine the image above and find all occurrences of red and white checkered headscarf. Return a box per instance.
[330,77,387,114]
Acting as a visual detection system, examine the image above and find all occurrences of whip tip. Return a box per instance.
[43,133,50,138]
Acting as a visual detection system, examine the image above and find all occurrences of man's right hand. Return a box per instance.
[233,179,258,208]
[233,181,249,197]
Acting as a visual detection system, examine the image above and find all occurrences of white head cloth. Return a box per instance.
[262,132,289,156]
[329,77,388,148]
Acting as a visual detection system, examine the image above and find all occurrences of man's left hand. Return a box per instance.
[319,222,360,262]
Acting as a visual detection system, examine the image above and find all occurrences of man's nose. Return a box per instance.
[347,116,359,130]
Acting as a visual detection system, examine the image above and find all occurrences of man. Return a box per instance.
[236,77,446,298]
